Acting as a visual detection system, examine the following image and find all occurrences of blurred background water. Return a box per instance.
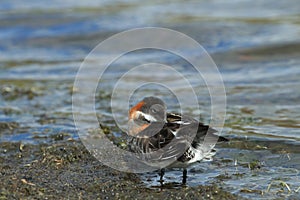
[0,0,299,199]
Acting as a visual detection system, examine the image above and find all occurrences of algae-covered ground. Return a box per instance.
[0,137,241,200]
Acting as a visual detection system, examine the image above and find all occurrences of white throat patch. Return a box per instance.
[135,111,157,122]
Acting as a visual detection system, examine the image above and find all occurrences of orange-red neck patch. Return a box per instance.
[129,101,145,119]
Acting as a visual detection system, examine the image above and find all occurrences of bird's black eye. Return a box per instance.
[151,108,157,113]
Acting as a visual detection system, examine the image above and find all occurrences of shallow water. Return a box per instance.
[0,0,300,199]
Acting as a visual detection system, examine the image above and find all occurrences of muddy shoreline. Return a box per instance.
[0,138,243,199]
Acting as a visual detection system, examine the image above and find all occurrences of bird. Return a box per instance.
[127,96,228,184]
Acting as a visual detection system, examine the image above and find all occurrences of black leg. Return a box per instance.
[182,169,187,185]
[159,168,165,184]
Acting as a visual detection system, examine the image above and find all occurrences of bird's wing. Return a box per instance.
[166,112,228,144]
[167,112,198,124]
[128,123,191,165]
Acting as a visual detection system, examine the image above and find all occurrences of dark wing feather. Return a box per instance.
[128,122,190,164]
[166,112,228,147]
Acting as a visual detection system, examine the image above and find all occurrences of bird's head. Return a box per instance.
[128,96,166,136]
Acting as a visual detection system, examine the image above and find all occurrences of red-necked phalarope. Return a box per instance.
[128,96,228,184]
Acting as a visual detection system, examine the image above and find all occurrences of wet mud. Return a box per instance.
[0,138,242,199]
